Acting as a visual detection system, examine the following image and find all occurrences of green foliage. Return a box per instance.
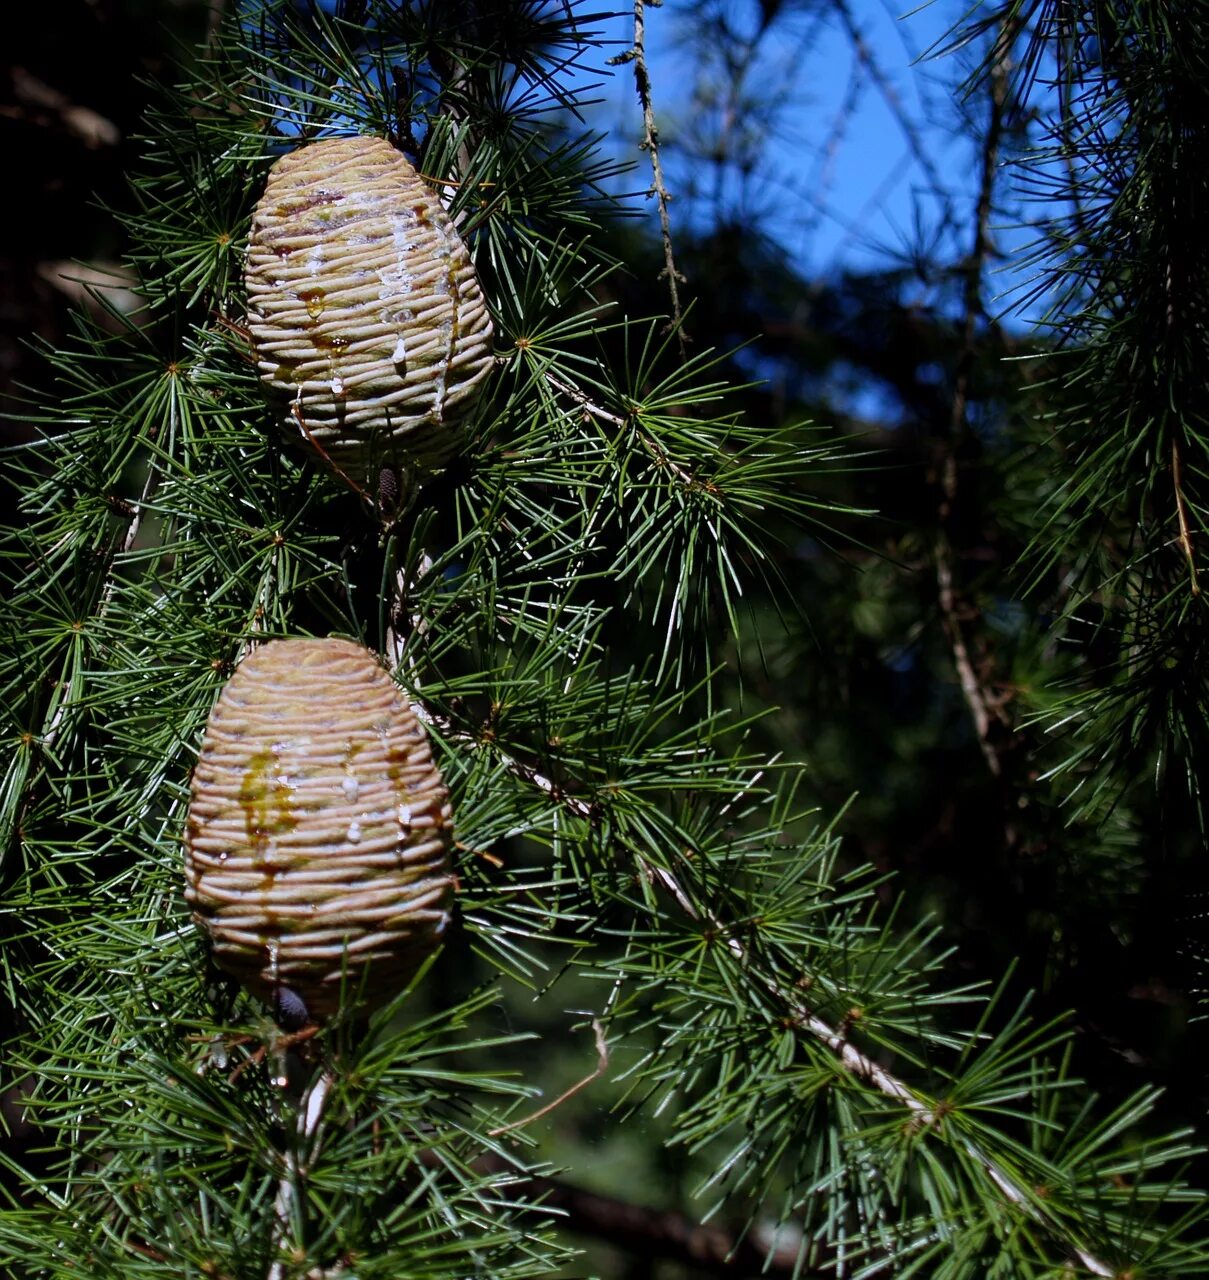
[2,2,1209,1278]
[949,0,1209,825]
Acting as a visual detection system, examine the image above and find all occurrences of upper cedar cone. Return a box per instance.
[245,135,494,499]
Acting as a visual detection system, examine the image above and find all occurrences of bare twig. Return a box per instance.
[1167,266,1201,595]
[935,553,1001,775]
[832,0,951,205]
[542,367,625,430]
[618,0,688,355]
[289,398,375,507]
[489,1019,608,1136]
[637,859,931,1116]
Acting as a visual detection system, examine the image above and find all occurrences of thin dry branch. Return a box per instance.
[1172,423,1201,596]
[482,1155,819,1275]
[832,0,950,204]
[935,553,1001,775]
[934,21,1013,780]
[616,0,689,355]
[1166,255,1202,596]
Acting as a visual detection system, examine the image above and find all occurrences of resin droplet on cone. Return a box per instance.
[245,135,494,493]
[184,638,454,1020]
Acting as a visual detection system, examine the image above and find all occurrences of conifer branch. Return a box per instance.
[635,857,1116,1278]
[542,367,699,489]
[4,4,1207,1276]
[442,719,1118,1275]
[35,461,155,753]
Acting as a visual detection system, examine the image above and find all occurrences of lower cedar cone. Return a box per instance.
[184,638,454,1021]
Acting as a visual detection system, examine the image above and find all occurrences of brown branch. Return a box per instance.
[934,21,1013,780]
[413,702,594,822]
[499,1161,816,1275]
[289,398,376,508]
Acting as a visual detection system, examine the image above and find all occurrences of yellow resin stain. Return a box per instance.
[237,746,298,863]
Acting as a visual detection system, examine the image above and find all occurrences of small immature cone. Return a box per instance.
[185,638,454,1021]
[245,135,494,493]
